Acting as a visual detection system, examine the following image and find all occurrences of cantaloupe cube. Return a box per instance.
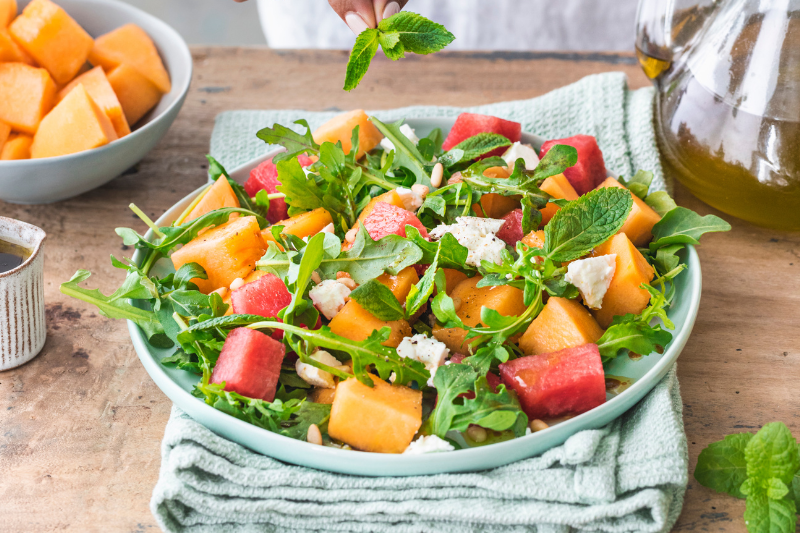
[31,84,117,158]
[441,268,468,295]
[590,233,655,328]
[521,229,546,249]
[0,28,33,64]
[185,176,240,222]
[376,266,419,302]
[0,132,30,159]
[313,109,383,159]
[519,297,604,356]
[0,0,16,28]
[596,177,661,246]
[0,118,9,148]
[328,300,411,348]
[475,167,520,219]
[88,23,170,93]
[539,173,579,225]
[261,207,333,246]
[0,62,55,133]
[9,0,93,84]
[57,66,130,138]
[170,216,266,294]
[433,275,526,353]
[106,63,162,126]
[328,377,422,453]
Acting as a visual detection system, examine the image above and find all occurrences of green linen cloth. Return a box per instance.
[151,72,687,532]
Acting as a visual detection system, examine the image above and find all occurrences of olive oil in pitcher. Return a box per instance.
[0,238,30,273]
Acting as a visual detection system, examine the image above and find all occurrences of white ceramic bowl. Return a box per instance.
[0,0,192,204]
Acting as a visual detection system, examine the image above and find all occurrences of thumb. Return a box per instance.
[373,0,410,23]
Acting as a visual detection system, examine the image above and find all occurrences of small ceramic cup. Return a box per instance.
[0,217,46,371]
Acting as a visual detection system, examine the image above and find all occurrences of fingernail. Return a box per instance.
[345,12,370,35]
[383,1,400,20]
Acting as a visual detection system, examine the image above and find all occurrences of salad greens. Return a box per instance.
[695,422,800,533]
[60,110,729,454]
[344,12,454,91]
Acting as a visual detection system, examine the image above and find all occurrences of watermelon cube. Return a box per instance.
[362,201,429,241]
[442,113,522,157]
[498,344,605,420]
[538,135,607,195]
[231,272,293,339]
[244,154,314,223]
[210,327,285,402]
[496,208,525,245]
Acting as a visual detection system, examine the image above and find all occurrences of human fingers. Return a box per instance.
[328,0,378,34]
[372,0,409,23]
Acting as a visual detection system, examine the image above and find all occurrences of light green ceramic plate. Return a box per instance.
[128,118,700,476]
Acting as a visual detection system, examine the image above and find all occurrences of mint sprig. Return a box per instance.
[695,422,800,533]
[344,12,454,91]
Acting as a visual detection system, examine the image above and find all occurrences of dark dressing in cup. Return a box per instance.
[0,239,30,273]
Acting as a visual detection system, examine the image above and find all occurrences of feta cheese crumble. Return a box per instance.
[309,279,351,320]
[296,350,342,389]
[502,142,539,171]
[396,334,450,387]
[429,217,507,267]
[403,434,455,454]
[564,254,617,309]
[395,187,424,212]
[380,124,419,153]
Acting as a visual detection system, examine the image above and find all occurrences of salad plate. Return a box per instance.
[126,117,701,477]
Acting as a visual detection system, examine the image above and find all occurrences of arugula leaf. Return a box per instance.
[545,187,633,262]
[280,232,324,328]
[430,269,466,329]
[619,169,653,199]
[531,144,579,181]
[370,117,432,186]
[596,319,672,361]
[654,243,684,274]
[344,28,380,91]
[343,12,453,91]
[440,133,511,166]
[404,226,471,270]
[645,190,678,217]
[423,363,476,437]
[349,279,405,321]
[695,433,754,499]
[173,262,207,290]
[650,207,731,249]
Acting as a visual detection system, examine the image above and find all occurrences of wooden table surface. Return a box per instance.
[1,48,798,532]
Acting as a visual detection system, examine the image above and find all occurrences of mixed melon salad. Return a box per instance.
[62,110,729,454]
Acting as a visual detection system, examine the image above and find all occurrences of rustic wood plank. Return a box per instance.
[0,48,795,532]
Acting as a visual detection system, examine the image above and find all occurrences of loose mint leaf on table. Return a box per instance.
[650,207,732,249]
[344,12,454,91]
[744,422,799,489]
[349,279,405,321]
[545,187,633,262]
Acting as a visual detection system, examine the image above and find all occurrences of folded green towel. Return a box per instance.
[151,72,687,532]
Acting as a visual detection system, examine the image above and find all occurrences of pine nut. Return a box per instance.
[337,278,357,290]
[307,424,323,445]
[411,184,429,198]
[211,286,228,299]
[451,296,463,312]
[345,227,358,243]
[530,419,549,432]
[229,277,245,291]
[466,425,488,443]
[430,162,444,188]
[321,223,335,233]
[336,271,351,279]
[311,271,321,284]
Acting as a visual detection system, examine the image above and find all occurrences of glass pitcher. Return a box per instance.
[636,0,800,230]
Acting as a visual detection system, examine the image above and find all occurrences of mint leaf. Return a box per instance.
[349,279,405,321]
[378,31,404,60]
[650,207,731,249]
[695,432,753,499]
[743,492,796,533]
[344,28,380,91]
[645,190,678,217]
[746,422,800,487]
[441,133,511,165]
[545,187,633,262]
[378,11,455,54]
